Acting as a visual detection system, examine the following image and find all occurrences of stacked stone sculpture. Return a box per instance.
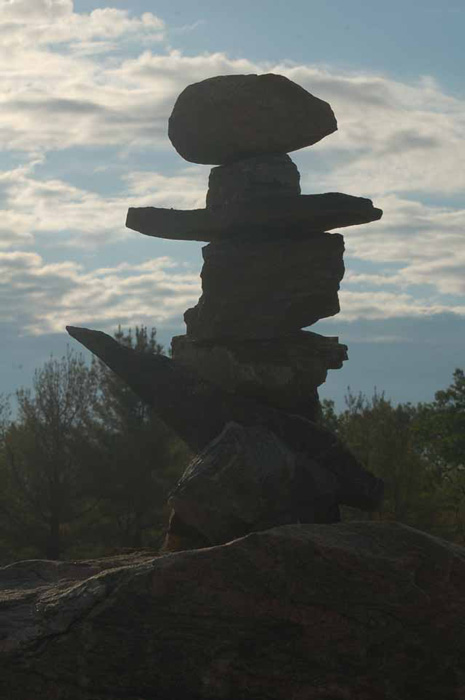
[68,73,384,551]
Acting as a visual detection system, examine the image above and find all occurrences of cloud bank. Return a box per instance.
[0,0,463,337]
[0,250,200,335]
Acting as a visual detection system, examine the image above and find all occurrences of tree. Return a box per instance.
[415,369,465,541]
[322,390,437,529]
[0,327,191,563]
[0,394,15,563]
[90,327,190,550]
[416,369,465,469]
[0,350,100,559]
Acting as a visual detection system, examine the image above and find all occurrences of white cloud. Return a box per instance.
[341,194,465,297]
[0,162,463,331]
[335,290,465,323]
[0,161,207,249]
[0,251,200,335]
[0,4,463,199]
[0,3,463,335]
[0,162,125,247]
[0,0,73,21]
[123,167,207,209]
[0,2,167,151]
[0,1,165,46]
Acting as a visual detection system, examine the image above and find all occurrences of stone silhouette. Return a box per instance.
[168,73,338,163]
[68,73,385,550]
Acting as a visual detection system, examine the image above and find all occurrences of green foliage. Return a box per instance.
[321,372,465,544]
[416,368,465,469]
[0,351,100,560]
[0,327,190,564]
[87,326,190,554]
[1,343,463,562]
[414,369,465,542]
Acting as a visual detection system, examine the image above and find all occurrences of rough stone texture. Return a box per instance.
[66,327,383,513]
[169,422,344,546]
[1,523,464,700]
[126,192,383,242]
[65,325,311,454]
[184,233,345,341]
[206,153,301,209]
[168,73,337,164]
[171,330,347,419]
[64,326,337,454]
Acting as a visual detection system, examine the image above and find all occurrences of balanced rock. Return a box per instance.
[2,523,464,700]
[168,73,337,164]
[171,331,347,420]
[126,192,382,242]
[184,233,345,341]
[206,153,301,209]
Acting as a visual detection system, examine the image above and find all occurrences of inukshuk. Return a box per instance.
[68,74,384,551]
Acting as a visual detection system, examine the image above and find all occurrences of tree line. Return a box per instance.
[321,369,465,543]
[0,327,463,564]
[0,328,191,564]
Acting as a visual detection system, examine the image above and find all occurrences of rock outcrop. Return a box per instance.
[2,523,465,700]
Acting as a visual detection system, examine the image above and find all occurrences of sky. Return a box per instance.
[0,0,464,410]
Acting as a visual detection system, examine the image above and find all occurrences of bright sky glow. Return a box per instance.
[1,0,464,406]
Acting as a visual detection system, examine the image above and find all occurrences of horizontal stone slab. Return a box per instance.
[171,331,348,420]
[168,73,337,164]
[126,192,382,242]
[184,233,345,341]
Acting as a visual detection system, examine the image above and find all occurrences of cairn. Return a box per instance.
[68,74,384,551]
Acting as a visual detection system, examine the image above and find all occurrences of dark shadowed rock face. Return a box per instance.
[185,233,345,341]
[65,326,338,455]
[168,73,337,164]
[168,422,343,545]
[171,331,347,419]
[206,153,301,209]
[1,522,464,700]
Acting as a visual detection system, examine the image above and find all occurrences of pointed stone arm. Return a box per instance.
[66,326,383,511]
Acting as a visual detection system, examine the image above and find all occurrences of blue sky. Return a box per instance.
[0,0,464,409]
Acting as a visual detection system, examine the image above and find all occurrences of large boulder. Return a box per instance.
[1,523,464,700]
[184,233,345,341]
[168,73,337,164]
